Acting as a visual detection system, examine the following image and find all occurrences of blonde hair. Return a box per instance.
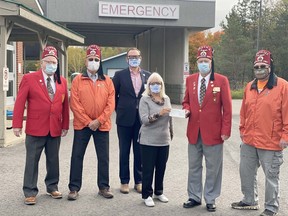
[142,72,167,98]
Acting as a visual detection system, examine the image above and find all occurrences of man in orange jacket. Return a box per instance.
[68,44,115,200]
[12,46,69,205]
[231,50,288,216]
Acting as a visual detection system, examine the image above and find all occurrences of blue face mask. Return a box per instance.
[128,59,141,67]
[45,63,57,75]
[150,84,161,94]
[197,62,210,74]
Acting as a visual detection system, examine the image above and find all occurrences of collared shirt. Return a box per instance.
[87,70,98,83]
[197,73,211,103]
[130,68,142,97]
[42,71,56,93]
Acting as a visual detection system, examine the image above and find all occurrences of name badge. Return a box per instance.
[213,87,220,92]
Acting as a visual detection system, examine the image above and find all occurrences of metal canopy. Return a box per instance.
[0,0,85,45]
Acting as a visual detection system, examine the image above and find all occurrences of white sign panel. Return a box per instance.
[99,2,179,19]
[3,67,9,91]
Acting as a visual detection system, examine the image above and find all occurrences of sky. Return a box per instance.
[211,0,240,32]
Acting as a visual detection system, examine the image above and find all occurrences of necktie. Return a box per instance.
[47,77,54,100]
[199,78,206,106]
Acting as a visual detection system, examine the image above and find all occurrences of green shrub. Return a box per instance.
[231,89,244,99]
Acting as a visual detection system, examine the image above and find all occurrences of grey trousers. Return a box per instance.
[240,143,283,213]
[23,134,61,197]
[187,134,223,204]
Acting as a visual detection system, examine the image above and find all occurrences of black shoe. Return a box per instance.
[206,204,216,212]
[183,198,201,208]
[231,201,260,210]
[260,209,277,216]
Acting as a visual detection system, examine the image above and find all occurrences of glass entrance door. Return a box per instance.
[6,43,16,106]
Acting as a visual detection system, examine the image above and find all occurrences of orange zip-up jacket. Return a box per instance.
[70,72,115,131]
[240,75,288,150]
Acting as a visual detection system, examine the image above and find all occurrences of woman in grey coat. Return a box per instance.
[138,72,173,207]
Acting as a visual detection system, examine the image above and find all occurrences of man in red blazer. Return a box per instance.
[182,46,232,212]
[12,46,69,205]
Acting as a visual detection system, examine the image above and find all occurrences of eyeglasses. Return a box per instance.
[127,55,141,60]
[254,65,269,69]
[43,60,57,65]
[150,82,161,85]
[88,58,100,62]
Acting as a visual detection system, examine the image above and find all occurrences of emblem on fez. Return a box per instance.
[49,50,55,55]
[90,50,96,55]
[200,51,207,57]
[257,56,264,62]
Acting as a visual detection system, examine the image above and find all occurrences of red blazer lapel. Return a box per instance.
[191,74,200,106]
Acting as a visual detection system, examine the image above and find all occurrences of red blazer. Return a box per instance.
[182,73,232,145]
[12,70,69,137]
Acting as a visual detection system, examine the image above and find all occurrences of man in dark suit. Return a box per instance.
[182,46,232,212]
[12,46,69,205]
[113,47,150,194]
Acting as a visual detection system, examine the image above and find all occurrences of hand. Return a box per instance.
[61,129,68,137]
[279,139,288,149]
[159,108,171,116]
[88,119,101,131]
[221,135,230,141]
[13,128,22,137]
[184,109,190,118]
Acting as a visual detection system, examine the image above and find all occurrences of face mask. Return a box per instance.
[45,64,57,75]
[128,59,141,68]
[150,84,161,94]
[254,68,270,80]
[87,61,100,72]
[197,62,211,74]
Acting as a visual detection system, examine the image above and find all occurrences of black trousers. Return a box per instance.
[141,144,169,199]
[117,113,142,184]
[68,128,110,191]
[23,134,61,197]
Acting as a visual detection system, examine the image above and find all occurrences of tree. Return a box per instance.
[214,0,288,89]
[215,9,254,89]
[67,46,86,76]
[261,0,288,80]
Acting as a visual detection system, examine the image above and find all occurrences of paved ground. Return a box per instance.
[1,100,288,216]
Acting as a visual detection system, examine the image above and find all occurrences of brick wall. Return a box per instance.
[16,42,24,92]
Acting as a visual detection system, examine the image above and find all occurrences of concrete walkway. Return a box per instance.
[1,100,288,216]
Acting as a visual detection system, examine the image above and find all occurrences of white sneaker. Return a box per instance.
[154,194,169,203]
[144,196,155,207]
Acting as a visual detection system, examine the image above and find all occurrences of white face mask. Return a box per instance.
[45,63,57,75]
[87,61,100,72]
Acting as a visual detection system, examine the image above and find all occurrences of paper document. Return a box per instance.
[169,109,186,118]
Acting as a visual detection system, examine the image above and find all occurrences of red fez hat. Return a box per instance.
[42,46,58,59]
[197,46,213,60]
[86,44,101,59]
[254,50,271,65]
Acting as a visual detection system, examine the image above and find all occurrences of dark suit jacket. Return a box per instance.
[113,68,150,127]
[182,72,232,145]
[12,70,69,137]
